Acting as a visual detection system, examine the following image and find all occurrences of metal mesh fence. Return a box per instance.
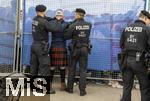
[22,0,146,81]
[0,0,17,73]
[0,33,15,73]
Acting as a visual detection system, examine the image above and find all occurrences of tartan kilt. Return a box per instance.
[49,47,68,67]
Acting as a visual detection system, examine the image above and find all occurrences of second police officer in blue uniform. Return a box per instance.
[120,10,150,101]
[64,8,92,96]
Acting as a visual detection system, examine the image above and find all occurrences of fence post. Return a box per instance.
[13,0,22,72]
[13,0,19,72]
[145,0,149,10]
[19,0,24,73]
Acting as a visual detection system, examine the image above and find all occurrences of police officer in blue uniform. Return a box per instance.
[120,10,150,101]
[30,5,62,77]
[64,8,92,96]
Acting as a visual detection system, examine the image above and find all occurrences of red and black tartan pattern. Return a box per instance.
[49,47,68,67]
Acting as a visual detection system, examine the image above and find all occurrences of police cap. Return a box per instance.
[141,10,150,19]
[36,5,47,12]
[75,8,86,14]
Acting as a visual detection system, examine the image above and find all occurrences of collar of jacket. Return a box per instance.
[135,20,146,25]
[75,18,84,21]
[37,15,44,18]
[55,19,64,23]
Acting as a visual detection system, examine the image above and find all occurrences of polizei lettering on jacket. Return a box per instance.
[125,27,142,32]
[76,25,90,30]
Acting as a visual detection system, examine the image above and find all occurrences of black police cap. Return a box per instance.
[75,8,86,14]
[36,5,47,12]
[141,10,150,19]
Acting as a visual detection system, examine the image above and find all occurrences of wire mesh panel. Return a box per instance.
[22,0,146,80]
[0,0,17,73]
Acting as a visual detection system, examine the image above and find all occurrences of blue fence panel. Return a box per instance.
[23,0,146,71]
[88,38,111,70]
[0,0,17,66]
[0,0,16,32]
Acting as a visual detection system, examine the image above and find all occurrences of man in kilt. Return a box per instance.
[49,9,69,94]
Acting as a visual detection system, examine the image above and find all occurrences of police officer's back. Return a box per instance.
[30,5,62,76]
[64,8,92,96]
[120,10,150,101]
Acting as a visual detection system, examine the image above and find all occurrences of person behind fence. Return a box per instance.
[64,8,92,96]
[119,10,150,101]
[30,5,63,83]
[49,9,69,94]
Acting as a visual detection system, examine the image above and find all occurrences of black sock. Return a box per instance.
[60,69,66,83]
[50,70,55,83]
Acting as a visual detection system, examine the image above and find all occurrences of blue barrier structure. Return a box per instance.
[22,0,146,71]
[0,34,14,64]
[0,0,17,73]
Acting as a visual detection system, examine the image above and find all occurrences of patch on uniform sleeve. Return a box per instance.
[32,20,39,26]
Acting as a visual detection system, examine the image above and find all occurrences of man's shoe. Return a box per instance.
[80,90,87,96]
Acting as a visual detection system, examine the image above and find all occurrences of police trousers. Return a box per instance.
[121,56,150,101]
[30,42,50,76]
[67,47,88,91]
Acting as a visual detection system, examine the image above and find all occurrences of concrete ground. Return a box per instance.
[50,82,140,101]
[0,74,141,101]
[19,90,50,101]
[20,95,50,101]
[19,78,140,101]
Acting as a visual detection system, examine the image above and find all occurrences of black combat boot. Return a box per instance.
[80,90,87,96]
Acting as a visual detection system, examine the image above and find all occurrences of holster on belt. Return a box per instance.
[144,52,150,68]
[41,41,49,53]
